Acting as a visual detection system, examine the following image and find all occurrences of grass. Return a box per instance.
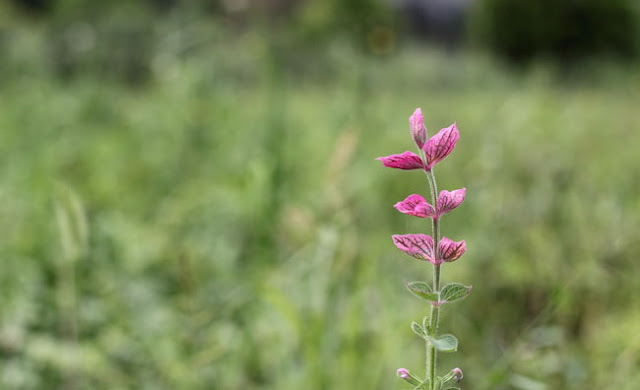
[1,20,640,389]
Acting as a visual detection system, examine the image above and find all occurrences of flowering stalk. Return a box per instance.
[426,169,440,389]
[378,108,469,390]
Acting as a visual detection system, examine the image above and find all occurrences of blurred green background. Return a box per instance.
[1,0,640,389]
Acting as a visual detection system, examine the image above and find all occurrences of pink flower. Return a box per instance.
[423,123,459,171]
[453,367,463,381]
[409,108,427,149]
[377,151,424,170]
[393,234,466,265]
[394,194,436,218]
[436,188,466,218]
[438,237,466,263]
[392,234,435,263]
[396,368,410,379]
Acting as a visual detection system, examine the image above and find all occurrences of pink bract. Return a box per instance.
[437,237,466,263]
[423,123,459,171]
[394,194,436,218]
[436,188,466,218]
[392,234,436,264]
[377,151,424,170]
[409,108,427,149]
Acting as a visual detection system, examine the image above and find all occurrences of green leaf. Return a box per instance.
[411,321,427,338]
[428,334,458,352]
[422,316,432,336]
[405,281,438,302]
[439,283,472,304]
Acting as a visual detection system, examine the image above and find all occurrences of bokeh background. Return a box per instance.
[1,0,640,389]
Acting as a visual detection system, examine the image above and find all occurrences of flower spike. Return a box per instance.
[437,237,466,263]
[436,188,466,218]
[423,123,460,171]
[409,108,427,149]
[377,151,424,170]
[392,234,435,264]
[380,109,469,389]
[394,194,436,218]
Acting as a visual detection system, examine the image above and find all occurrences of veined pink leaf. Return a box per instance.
[394,194,436,218]
[437,237,466,263]
[422,123,459,171]
[392,234,435,263]
[409,108,427,149]
[436,188,466,218]
[377,151,424,170]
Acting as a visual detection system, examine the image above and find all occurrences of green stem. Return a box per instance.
[425,169,440,390]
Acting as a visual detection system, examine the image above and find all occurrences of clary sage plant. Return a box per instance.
[378,109,469,390]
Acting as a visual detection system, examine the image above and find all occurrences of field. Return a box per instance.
[2,20,640,390]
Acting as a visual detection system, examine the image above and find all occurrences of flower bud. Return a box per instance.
[453,367,463,381]
[396,368,421,386]
[409,108,427,149]
[396,368,410,379]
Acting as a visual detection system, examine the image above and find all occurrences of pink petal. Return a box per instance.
[422,123,460,170]
[436,188,466,217]
[394,194,436,218]
[377,151,424,170]
[409,108,427,149]
[392,234,435,263]
[437,237,466,263]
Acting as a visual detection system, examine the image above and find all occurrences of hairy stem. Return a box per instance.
[425,169,440,390]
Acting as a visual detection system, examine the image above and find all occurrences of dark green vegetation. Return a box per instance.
[2,6,640,390]
[472,0,640,61]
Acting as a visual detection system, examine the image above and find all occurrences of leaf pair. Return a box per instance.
[393,235,466,266]
[405,281,472,307]
[394,189,466,220]
[410,318,458,353]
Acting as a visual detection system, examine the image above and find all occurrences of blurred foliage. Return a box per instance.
[1,0,397,84]
[470,0,640,62]
[2,1,640,389]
